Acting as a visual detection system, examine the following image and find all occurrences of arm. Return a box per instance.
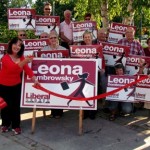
[21,56,40,85]
[60,22,72,44]
[138,42,145,56]
[60,32,72,45]
[137,58,146,74]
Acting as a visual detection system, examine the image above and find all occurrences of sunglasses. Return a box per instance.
[85,18,91,21]
[19,34,26,36]
[50,37,57,39]
[45,8,51,10]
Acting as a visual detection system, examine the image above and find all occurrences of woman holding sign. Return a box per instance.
[42,30,67,119]
[82,31,97,120]
[41,30,67,51]
[0,37,40,135]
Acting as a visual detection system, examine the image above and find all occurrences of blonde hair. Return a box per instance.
[64,10,71,16]
[83,30,92,38]
[49,30,58,38]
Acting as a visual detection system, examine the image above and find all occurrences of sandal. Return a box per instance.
[109,114,116,121]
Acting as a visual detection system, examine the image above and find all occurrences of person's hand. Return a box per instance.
[138,58,146,68]
[34,79,41,86]
[68,40,73,45]
[25,55,34,63]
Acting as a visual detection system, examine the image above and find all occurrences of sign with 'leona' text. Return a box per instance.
[35,15,60,36]
[21,58,98,110]
[8,8,36,30]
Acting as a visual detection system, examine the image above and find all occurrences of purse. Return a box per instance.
[60,81,69,90]
[0,97,7,109]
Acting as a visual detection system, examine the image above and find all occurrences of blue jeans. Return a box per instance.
[108,101,133,114]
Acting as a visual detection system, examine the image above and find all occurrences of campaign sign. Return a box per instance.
[135,75,150,102]
[35,15,60,36]
[8,8,36,30]
[108,31,123,43]
[21,58,98,110]
[0,43,8,59]
[72,21,97,42]
[108,23,136,43]
[23,39,49,56]
[110,22,136,34]
[70,45,103,70]
[102,42,129,66]
[34,50,69,58]
[106,75,137,102]
[125,55,150,75]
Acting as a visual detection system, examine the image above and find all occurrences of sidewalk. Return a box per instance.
[0,108,150,150]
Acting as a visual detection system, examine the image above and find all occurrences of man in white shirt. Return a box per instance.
[60,10,73,50]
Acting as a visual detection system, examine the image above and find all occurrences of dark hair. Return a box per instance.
[114,63,125,72]
[84,13,91,19]
[147,38,150,44]
[7,37,24,57]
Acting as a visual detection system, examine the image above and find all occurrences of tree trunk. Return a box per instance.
[100,0,109,28]
[122,0,135,25]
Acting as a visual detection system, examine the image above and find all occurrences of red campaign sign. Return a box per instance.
[21,58,98,110]
[135,75,150,101]
[72,21,97,42]
[35,50,69,58]
[126,55,150,75]
[106,75,137,102]
[70,45,103,58]
[110,22,136,34]
[102,42,130,66]
[35,15,60,36]
[23,39,49,51]
[8,8,36,30]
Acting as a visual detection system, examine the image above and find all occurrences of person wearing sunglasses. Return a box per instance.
[17,30,27,40]
[40,32,49,39]
[42,30,67,51]
[84,13,92,21]
[41,30,66,118]
[43,2,52,16]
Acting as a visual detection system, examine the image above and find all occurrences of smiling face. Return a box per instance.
[115,68,124,75]
[64,10,71,20]
[83,32,93,45]
[44,4,52,16]
[18,31,27,39]
[49,31,58,47]
[12,40,22,55]
[125,27,135,41]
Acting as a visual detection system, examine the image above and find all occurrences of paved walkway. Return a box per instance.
[0,107,150,150]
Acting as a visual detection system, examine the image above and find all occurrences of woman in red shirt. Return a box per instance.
[0,37,39,135]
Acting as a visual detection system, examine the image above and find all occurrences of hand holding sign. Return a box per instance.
[25,55,34,63]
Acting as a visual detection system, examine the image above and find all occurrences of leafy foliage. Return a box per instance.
[0,0,150,43]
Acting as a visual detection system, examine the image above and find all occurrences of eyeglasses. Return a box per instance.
[19,34,26,37]
[50,37,57,39]
[40,36,48,38]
